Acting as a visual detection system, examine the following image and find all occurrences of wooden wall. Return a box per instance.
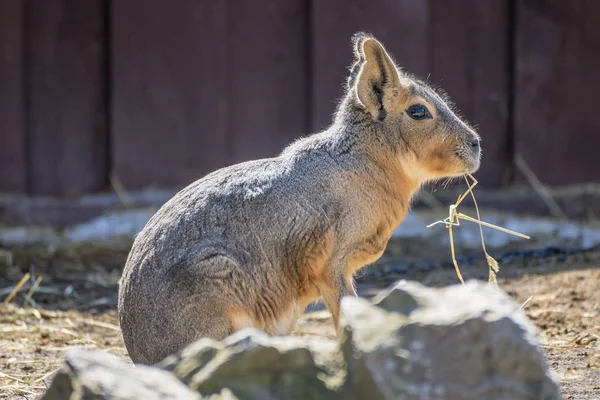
[515,0,600,186]
[0,0,26,193]
[0,0,598,196]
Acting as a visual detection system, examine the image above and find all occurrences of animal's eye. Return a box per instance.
[406,104,432,120]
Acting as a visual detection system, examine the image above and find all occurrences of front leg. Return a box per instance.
[318,271,358,332]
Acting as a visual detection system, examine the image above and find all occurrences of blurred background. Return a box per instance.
[1,0,599,207]
[0,2,599,397]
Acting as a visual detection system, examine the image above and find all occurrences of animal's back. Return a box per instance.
[118,144,341,363]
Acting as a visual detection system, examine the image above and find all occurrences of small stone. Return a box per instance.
[370,280,422,316]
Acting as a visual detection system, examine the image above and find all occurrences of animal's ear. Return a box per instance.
[349,34,408,121]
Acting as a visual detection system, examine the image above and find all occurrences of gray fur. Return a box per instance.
[118,33,481,364]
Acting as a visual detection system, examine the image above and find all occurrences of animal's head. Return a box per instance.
[341,33,481,183]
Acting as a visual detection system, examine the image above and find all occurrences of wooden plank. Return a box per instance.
[228,0,308,163]
[0,0,26,193]
[311,0,430,132]
[111,0,228,189]
[430,0,511,188]
[515,0,600,186]
[25,0,108,195]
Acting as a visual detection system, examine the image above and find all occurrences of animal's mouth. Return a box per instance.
[455,149,481,175]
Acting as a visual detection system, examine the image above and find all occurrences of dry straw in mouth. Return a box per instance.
[426,174,530,284]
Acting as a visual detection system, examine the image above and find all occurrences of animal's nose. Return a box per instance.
[469,137,480,150]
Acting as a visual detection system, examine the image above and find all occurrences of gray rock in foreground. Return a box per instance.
[159,329,344,400]
[341,280,561,400]
[41,348,201,400]
[42,280,561,400]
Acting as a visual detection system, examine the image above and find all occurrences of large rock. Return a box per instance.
[159,329,344,400]
[340,280,561,400]
[42,279,560,400]
[41,348,202,400]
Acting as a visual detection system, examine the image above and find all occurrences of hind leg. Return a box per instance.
[122,254,265,364]
[131,296,237,365]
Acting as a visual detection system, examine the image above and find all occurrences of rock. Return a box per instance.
[160,329,344,400]
[41,280,560,400]
[42,348,201,400]
[338,297,407,400]
[371,280,424,315]
[340,280,561,400]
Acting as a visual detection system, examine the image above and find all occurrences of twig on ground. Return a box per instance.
[519,295,535,311]
[514,154,567,220]
[81,318,120,331]
[0,285,65,297]
[110,172,134,208]
[23,276,43,307]
[0,385,38,395]
[2,273,31,304]
[567,326,600,345]
[0,372,28,384]
[30,368,60,385]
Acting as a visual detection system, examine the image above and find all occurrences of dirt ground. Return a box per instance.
[0,246,599,399]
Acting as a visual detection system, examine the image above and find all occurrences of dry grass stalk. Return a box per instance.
[465,175,499,284]
[0,385,39,395]
[2,273,30,304]
[515,154,567,220]
[0,303,126,397]
[23,275,43,307]
[427,174,530,284]
[567,326,600,345]
[0,372,27,384]
[30,368,59,385]
[454,213,530,239]
[519,295,535,311]
[81,318,120,331]
[110,172,134,208]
